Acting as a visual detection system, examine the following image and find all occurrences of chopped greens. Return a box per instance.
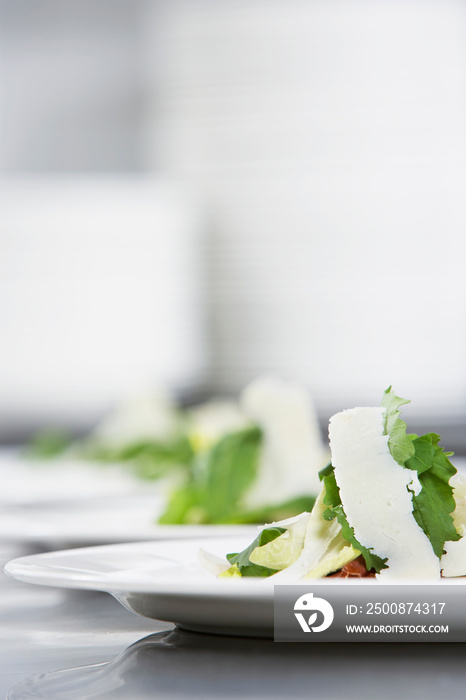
[319,463,388,574]
[159,427,262,524]
[407,434,461,557]
[381,386,415,465]
[81,435,194,480]
[382,387,460,557]
[224,495,316,525]
[226,526,286,577]
[26,429,73,459]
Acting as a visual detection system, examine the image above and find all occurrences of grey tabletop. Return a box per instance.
[2,542,466,700]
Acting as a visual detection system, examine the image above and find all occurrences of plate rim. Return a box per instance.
[5,536,466,598]
[0,496,260,545]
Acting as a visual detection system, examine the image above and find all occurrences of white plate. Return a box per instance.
[5,537,276,636]
[0,449,162,505]
[0,499,258,548]
[6,537,466,638]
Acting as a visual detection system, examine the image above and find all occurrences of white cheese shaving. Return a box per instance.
[271,491,341,581]
[240,376,328,507]
[329,406,439,580]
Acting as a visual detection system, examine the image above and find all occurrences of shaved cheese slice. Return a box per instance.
[329,406,439,580]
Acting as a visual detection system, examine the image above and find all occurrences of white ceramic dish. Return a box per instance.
[6,537,466,638]
[4,537,274,636]
[0,499,258,548]
[0,449,161,505]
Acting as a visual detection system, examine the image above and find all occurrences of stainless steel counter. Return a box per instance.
[2,543,466,699]
[0,544,169,698]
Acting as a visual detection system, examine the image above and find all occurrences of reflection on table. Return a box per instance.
[7,621,466,700]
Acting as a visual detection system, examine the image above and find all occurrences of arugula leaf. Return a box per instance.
[381,386,415,465]
[406,434,461,557]
[158,427,262,524]
[27,429,73,459]
[402,433,437,475]
[157,484,207,524]
[226,526,286,577]
[320,464,388,574]
[80,435,194,479]
[223,495,316,525]
[381,389,461,557]
[202,427,262,521]
[119,436,193,463]
[125,437,194,480]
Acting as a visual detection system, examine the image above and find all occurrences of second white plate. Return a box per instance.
[0,498,258,548]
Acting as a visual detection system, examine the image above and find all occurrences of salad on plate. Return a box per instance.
[202,388,466,580]
[25,376,329,525]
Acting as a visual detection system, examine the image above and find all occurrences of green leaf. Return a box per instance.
[381,391,461,558]
[81,435,194,480]
[321,464,388,574]
[202,427,262,521]
[157,485,207,524]
[158,427,262,524]
[126,437,194,480]
[226,526,286,577]
[320,463,341,506]
[403,433,437,475]
[120,436,193,463]
[224,495,316,524]
[381,386,415,465]
[26,429,73,459]
[318,462,334,482]
[407,434,461,557]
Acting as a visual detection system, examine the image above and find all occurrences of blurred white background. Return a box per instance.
[1,0,466,440]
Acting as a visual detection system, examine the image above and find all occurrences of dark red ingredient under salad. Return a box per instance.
[327,555,376,578]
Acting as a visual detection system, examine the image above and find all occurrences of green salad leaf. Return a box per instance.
[226,526,286,577]
[319,463,388,573]
[159,427,262,524]
[26,429,73,459]
[381,386,415,465]
[122,437,193,480]
[78,435,194,480]
[225,495,316,525]
[381,387,460,557]
[406,434,461,557]
[157,484,206,525]
[201,427,262,521]
[159,427,316,524]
